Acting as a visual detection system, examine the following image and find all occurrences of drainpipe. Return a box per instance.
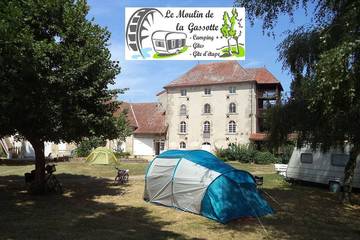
[250,83,254,134]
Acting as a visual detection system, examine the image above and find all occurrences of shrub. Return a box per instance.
[215,144,279,164]
[278,144,294,164]
[75,137,106,157]
[214,147,229,161]
[227,144,256,163]
[114,151,131,159]
[254,151,279,164]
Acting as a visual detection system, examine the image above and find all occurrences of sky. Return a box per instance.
[87,0,313,103]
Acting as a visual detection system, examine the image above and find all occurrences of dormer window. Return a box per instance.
[180,89,187,96]
[229,86,236,94]
[204,88,211,95]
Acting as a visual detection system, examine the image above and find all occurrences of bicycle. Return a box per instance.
[24,164,63,194]
[44,164,63,193]
[114,167,129,185]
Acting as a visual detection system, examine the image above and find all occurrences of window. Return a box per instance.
[300,153,313,164]
[203,121,210,133]
[229,102,236,113]
[228,143,236,148]
[331,154,349,167]
[180,121,187,133]
[176,39,182,48]
[181,39,186,47]
[155,40,165,48]
[204,103,211,114]
[201,142,211,151]
[168,39,177,50]
[204,88,211,95]
[228,121,236,133]
[160,141,165,151]
[180,142,186,149]
[180,89,187,96]
[180,104,187,115]
[229,86,236,94]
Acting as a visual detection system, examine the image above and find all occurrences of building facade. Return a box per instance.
[119,61,282,157]
[0,61,282,160]
[156,61,282,153]
[112,102,167,159]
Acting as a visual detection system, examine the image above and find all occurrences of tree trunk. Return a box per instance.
[235,38,240,54]
[341,144,360,204]
[227,38,232,55]
[28,138,46,194]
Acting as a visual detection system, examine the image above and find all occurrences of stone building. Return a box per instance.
[120,61,282,157]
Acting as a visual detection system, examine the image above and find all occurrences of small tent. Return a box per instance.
[144,150,273,223]
[86,147,119,165]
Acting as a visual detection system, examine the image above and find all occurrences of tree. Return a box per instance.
[75,111,132,157]
[75,136,107,157]
[116,110,133,143]
[235,0,360,202]
[220,11,232,55]
[229,8,240,54]
[0,0,124,193]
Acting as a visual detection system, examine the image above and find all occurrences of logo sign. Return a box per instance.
[125,7,245,60]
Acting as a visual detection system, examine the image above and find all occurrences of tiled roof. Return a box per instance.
[246,68,283,90]
[156,89,166,96]
[115,102,167,135]
[114,102,137,128]
[164,61,282,89]
[249,132,297,141]
[249,133,268,141]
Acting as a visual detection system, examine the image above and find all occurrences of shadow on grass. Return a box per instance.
[0,174,196,240]
[211,183,360,240]
[0,159,36,166]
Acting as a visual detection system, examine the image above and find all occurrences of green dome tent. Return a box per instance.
[86,147,119,165]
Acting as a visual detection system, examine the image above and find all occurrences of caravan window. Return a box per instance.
[155,40,165,48]
[331,154,349,167]
[167,40,177,50]
[300,153,313,164]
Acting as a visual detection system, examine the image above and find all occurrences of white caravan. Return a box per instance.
[151,31,187,55]
[286,147,360,190]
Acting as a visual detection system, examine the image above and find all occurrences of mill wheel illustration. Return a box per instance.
[126,8,163,57]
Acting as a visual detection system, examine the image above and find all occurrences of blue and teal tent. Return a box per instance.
[144,150,273,223]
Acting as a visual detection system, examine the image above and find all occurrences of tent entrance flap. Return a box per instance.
[146,158,181,206]
[172,159,220,213]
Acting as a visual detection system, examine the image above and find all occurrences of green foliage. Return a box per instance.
[75,136,106,157]
[279,143,295,164]
[116,110,133,142]
[229,8,238,38]
[220,12,230,38]
[254,151,278,165]
[0,145,6,158]
[114,151,131,159]
[236,1,360,150]
[236,0,360,196]
[0,0,124,144]
[215,144,279,164]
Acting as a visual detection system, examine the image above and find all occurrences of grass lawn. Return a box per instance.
[0,160,359,240]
